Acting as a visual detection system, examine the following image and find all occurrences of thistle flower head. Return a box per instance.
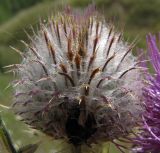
[132,34,160,153]
[10,5,144,150]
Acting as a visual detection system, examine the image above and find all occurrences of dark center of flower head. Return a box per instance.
[65,102,97,146]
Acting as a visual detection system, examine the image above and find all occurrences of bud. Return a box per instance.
[10,5,144,152]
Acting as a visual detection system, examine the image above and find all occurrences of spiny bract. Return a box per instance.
[10,5,144,151]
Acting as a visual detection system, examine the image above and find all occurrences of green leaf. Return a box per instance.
[17,143,39,153]
[0,115,17,153]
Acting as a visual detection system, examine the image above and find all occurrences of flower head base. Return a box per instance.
[10,6,143,150]
[132,34,160,153]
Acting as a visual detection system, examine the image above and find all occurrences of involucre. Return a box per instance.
[9,5,144,152]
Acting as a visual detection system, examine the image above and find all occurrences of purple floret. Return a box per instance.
[133,34,160,153]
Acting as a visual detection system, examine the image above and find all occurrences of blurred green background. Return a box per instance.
[0,0,160,152]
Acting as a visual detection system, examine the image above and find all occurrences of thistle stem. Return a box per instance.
[72,145,81,153]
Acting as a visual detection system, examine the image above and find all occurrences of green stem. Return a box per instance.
[72,145,81,153]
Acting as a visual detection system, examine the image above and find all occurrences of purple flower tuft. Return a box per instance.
[133,34,160,153]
